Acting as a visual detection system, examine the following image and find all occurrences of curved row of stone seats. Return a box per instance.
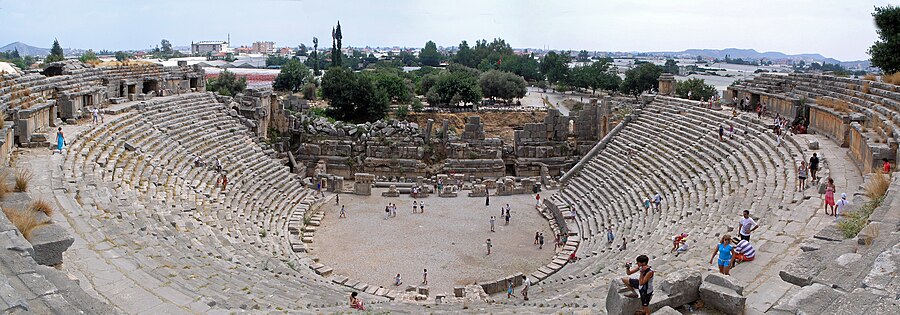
[784,74,900,133]
[58,93,381,312]
[524,96,805,308]
[1,207,118,313]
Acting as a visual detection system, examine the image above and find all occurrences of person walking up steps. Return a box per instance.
[55,127,65,154]
[607,226,615,243]
[809,153,820,180]
[621,255,655,315]
[797,160,809,192]
[521,275,530,301]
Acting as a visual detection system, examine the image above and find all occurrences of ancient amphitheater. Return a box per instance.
[1,61,898,314]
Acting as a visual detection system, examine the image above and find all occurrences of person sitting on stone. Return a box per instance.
[731,237,756,265]
[349,292,365,310]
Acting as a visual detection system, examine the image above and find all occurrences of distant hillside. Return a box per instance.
[0,42,50,57]
[650,48,844,64]
[0,41,81,57]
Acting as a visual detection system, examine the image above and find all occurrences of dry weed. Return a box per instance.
[28,199,54,217]
[2,207,49,240]
[14,168,32,192]
[865,173,890,199]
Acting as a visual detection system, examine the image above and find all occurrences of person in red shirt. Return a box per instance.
[884,159,892,174]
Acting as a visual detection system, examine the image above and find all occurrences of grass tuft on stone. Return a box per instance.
[2,207,50,240]
[0,169,9,200]
[838,174,890,238]
[865,173,890,199]
[14,168,32,192]
[29,199,54,217]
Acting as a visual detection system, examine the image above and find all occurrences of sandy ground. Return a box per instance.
[314,188,556,294]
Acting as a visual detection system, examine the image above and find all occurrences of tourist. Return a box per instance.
[220,173,228,192]
[797,161,809,192]
[709,234,736,275]
[534,232,539,245]
[731,237,755,265]
[55,127,65,154]
[835,193,850,221]
[419,200,424,213]
[215,158,222,172]
[884,159,892,174]
[339,205,346,218]
[391,203,397,217]
[619,238,628,251]
[568,250,578,262]
[335,193,340,205]
[486,239,492,255]
[607,226,615,243]
[384,205,390,220]
[521,275,530,301]
[554,233,561,249]
[394,274,402,286]
[490,216,496,232]
[504,211,510,225]
[620,255,655,315]
[539,233,545,249]
[643,197,651,212]
[506,280,516,298]
[718,125,724,141]
[422,269,428,285]
[193,155,203,167]
[670,233,688,253]
[824,178,836,215]
[412,200,418,213]
[91,107,100,125]
[728,123,735,140]
[809,153,820,180]
[675,240,689,256]
[350,292,365,311]
[535,193,541,207]
[737,210,758,241]
[485,191,490,206]
[653,193,662,209]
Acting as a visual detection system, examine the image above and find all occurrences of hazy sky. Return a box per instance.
[0,0,891,61]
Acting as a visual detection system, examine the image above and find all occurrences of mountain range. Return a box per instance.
[0,41,82,57]
[647,48,870,67]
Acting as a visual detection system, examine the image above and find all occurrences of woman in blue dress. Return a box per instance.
[56,127,65,154]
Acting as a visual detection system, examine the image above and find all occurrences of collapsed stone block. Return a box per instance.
[699,280,745,315]
[28,224,75,266]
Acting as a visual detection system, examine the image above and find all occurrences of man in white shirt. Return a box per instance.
[737,210,759,241]
[521,275,531,301]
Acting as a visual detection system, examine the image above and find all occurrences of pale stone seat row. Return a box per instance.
[59,93,378,312]
[521,97,804,308]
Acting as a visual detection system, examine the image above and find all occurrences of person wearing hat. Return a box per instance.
[835,193,850,221]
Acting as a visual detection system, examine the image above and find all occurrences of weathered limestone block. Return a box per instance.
[703,273,745,295]
[699,281,745,315]
[28,224,74,266]
[382,185,400,197]
[653,306,681,315]
[658,268,702,308]
[606,279,642,315]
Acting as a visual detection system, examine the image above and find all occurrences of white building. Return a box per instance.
[192,41,229,55]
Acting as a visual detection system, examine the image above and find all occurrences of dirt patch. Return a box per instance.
[407,111,548,141]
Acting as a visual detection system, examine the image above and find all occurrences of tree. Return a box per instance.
[321,67,390,123]
[567,58,620,94]
[577,50,590,62]
[540,51,570,85]
[619,63,663,97]
[273,59,312,92]
[266,55,290,67]
[46,39,65,63]
[311,37,321,75]
[452,40,478,68]
[426,65,482,106]
[674,78,717,101]
[868,5,900,73]
[114,51,132,62]
[160,39,173,56]
[479,70,527,102]
[79,50,99,63]
[296,44,308,56]
[498,54,541,82]
[303,82,317,100]
[419,40,442,67]
[331,21,343,67]
[662,59,679,74]
[365,69,412,103]
[206,70,247,96]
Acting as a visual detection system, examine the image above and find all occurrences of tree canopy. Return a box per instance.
[207,70,247,96]
[479,70,527,102]
[425,65,482,106]
[540,51,570,85]
[419,40,442,67]
[869,5,900,73]
[662,59,679,74]
[79,50,99,63]
[273,59,313,92]
[46,39,65,63]
[0,49,35,70]
[674,78,717,101]
[114,51,133,62]
[331,21,343,67]
[321,67,390,123]
[619,63,663,97]
[568,58,621,94]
